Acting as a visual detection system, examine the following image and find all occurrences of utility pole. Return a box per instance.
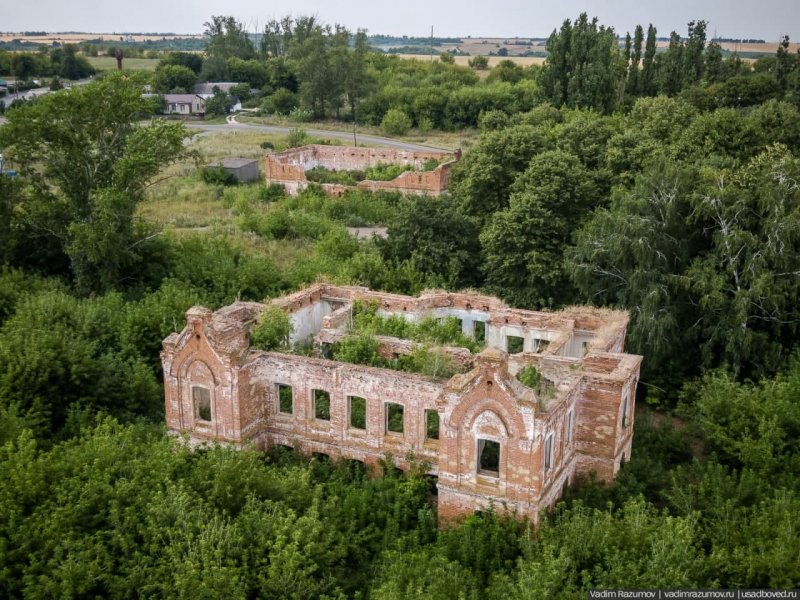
[430,26,434,61]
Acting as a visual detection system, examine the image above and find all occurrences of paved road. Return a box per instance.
[1,104,449,153]
[1,78,93,109]
[184,115,451,152]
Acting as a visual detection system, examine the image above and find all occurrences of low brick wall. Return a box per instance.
[264,144,458,197]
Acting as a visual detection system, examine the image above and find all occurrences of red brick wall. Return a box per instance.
[264,145,457,197]
[162,286,642,523]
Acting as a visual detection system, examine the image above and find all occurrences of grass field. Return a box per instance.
[235,114,478,151]
[139,129,325,231]
[138,127,327,264]
[86,56,161,71]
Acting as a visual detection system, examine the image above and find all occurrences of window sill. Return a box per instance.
[476,472,500,486]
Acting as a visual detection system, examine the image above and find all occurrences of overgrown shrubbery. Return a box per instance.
[305,165,362,185]
[364,161,413,181]
[329,333,466,379]
[250,306,292,351]
[326,301,483,377]
[350,300,484,353]
[381,108,413,135]
[200,165,237,186]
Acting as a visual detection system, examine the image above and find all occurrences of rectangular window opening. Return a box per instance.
[193,386,211,422]
[349,396,366,430]
[474,321,486,343]
[507,335,524,354]
[385,402,404,434]
[277,384,293,414]
[425,409,439,441]
[622,390,630,428]
[314,389,331,421]
[533,338,550,353]
[567,409,574,443]
[478,439,500,476]
[544,433,554,471]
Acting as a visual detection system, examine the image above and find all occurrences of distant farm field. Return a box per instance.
[86,56,161,71]
[0,32,201,44]
[396,37,796,65]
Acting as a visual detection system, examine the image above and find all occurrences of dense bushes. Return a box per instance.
[200,165,238,186]
[0,418,438,598]
[250,306,292,351]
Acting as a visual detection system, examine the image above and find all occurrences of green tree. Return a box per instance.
[567,158,700,387]
[160,51,203,74]
[486,59,524,84]
[264,88,299,115]
[381,108,412,135]
[226,58,270,88]
[152,64,197,93]
[205,88,232,117]
[775,35,793,90]
[684,145,800,376]
[344,30,373,123]
[641,24,658,96]
[260,16,295,58]
[682,20,707,87]
[288,17,342,118]
[380,195,482,288]
[704,41,724,83]
[658,31,685,96]
[203,15,255,63]
[481,149,597,306]
[626,24,644,96]
[469,55,489,70]
[450,122,552,223]
[250,306,292,351]
[539,13,625,113]
[10,53,36,79]
[0,291,163,436]
[0,73,188,292]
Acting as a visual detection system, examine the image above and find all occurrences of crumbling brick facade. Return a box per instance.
[264,145,457,196]
[162,285,642,523]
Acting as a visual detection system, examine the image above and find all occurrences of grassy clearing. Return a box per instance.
[86,56,161,71]
[140,131,278,230]
[235,113,477,150]
[141,129,337,228]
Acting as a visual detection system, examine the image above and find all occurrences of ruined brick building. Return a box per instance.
[264,145,458,197]
[162,284,642,522]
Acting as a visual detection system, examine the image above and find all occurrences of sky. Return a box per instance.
[2,0,799,41]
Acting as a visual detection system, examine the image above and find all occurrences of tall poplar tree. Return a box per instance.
[626,25,644,95]
[641,24,658,96]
